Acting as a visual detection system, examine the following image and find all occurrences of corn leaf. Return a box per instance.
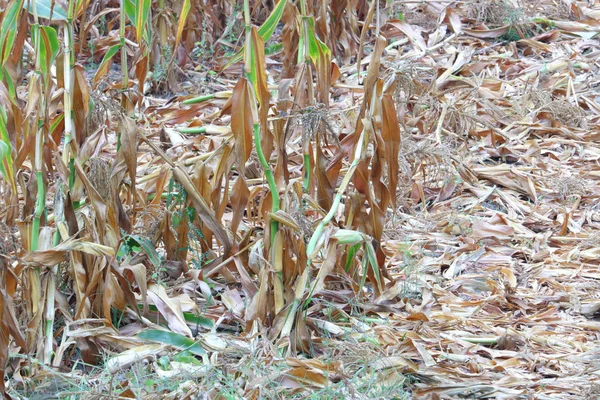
[0,0,24,65]
[223,0,287,70]
[25,0,68,21]
[174,0,191,55]
[304,16,330,65]
[138,329,206,356]
[0,106,15,192]
[135,0,152,45]
[32,26,59,80]
[124,0,135,23]
[93,44,121,86]
[140,304,214,329]
[123,234,162,268]
[0,141,11,188]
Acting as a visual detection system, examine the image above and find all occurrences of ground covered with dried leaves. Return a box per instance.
[3,0,600,399]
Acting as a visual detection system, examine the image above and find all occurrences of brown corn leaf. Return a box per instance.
[231,78,253,173]
[147,283,193,337]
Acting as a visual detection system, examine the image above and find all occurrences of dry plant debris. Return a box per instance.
[1,0,600,399]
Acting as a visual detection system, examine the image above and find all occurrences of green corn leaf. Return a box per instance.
[0,106,15,193]
[223,0,287,70]
[138,329,206,356]
[363,239,383,293]
[333,229,363,245]
[182,311,214,329]
[345,243,361,272]
[124,234,162,268]
[25,0,68,21]
[93,44,121,86]
[50,113,65,135]
[139,304,214,329]
[1,67,16,100]
[304,16,330,65]
[31,25,59,79]
[0,141,10,181]
[173,351,203,365]
[124,0,135,23]
[174,0,191,54]
[257,0,286,41]
[0,0,24,65]
[135,0,152,45]
[42,26,59,77]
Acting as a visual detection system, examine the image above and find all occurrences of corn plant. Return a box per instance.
[0,0,407,396]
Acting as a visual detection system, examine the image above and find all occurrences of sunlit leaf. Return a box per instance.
[174,0,191,55]
[135,0,152,45]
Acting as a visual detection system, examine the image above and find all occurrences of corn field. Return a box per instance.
[1,0,600,398]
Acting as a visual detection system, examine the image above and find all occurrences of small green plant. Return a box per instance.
[167,179,212,268]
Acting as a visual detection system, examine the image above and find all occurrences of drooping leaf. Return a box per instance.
[31,25,59,80]
[230,176,249,238]
[93,44,121,86]
[249,27,270,125]
[231,78,254,171]
[303,16,331,66]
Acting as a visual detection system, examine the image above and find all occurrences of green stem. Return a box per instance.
[253,123,279,245]
[62,20,74,189]
[30,10,43,251]
[243,0,279,245]
[460,337,499,345]
[178,127,207,134]
[243,0,252,80]
[306,128,366,257]
[282,128,367,338]
[302,153,310,192]
[182,94,215,105]
[31,172,44,251]
[299,0,314,193]
[119,0,128,126]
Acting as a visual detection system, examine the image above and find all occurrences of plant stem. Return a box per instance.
[282,128,367,338]
[253,123,280,244]
[119,0,128,124]
[31,170,44,251]
[30,2,44,252]
[306,128,367,257]
[29,0,47,364]
[243,0,279,245]
[62,20,74,188]
[299,0,314,193]
[178,127,207,134]
[182,94,215,105]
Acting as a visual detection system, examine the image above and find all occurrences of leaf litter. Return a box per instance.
[2,0,600,399]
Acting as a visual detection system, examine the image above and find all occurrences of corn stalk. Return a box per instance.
[281,124,367,338]
[43,0,77,365]
[243,0,279,246]
[28,0,47,364]
[299,0,314,194]
[119,0,128,117]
